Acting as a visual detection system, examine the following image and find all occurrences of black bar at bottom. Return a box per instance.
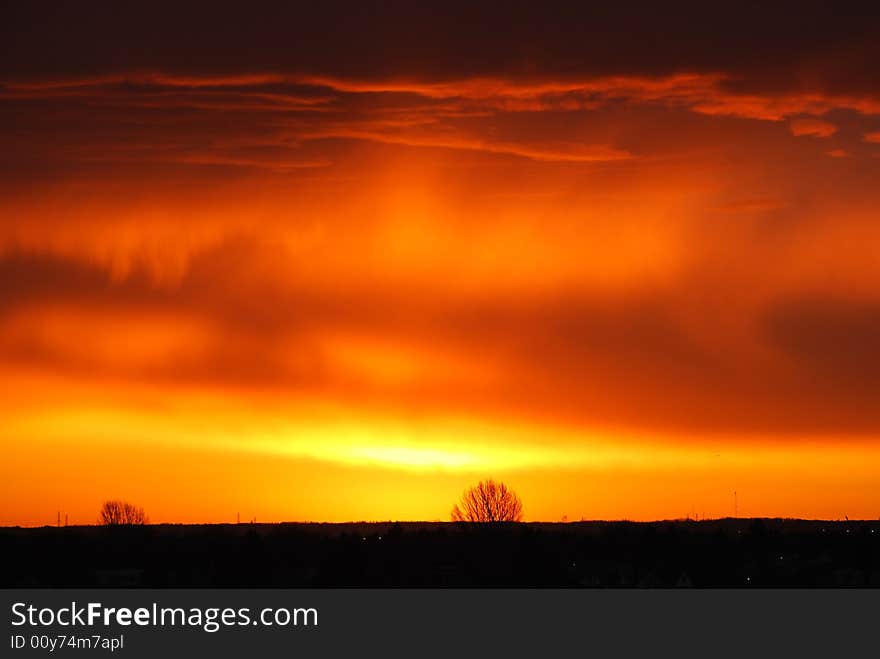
[2,589,876,657]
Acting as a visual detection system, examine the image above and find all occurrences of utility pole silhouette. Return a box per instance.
[57,511,60,527]
[734,491,738,518]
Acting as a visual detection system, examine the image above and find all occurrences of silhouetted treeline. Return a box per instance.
[2,519,879,587]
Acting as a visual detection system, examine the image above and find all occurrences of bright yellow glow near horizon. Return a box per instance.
[4,370,880,525]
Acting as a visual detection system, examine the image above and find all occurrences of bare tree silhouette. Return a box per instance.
[99,500,148,526]
[451,479,523,522]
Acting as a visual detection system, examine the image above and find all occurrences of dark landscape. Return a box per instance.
[3,519,879,588]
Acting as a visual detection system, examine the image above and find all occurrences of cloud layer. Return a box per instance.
[3,1,880,521]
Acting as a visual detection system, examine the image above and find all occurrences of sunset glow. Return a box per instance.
[3,3,880,525]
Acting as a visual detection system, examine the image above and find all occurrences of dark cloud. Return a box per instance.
[0,250,160,309]
[763,296,880,388]
[3,1,879,94]
[5,245,880,437]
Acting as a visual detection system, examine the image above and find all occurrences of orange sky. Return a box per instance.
[3,3,880,525]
